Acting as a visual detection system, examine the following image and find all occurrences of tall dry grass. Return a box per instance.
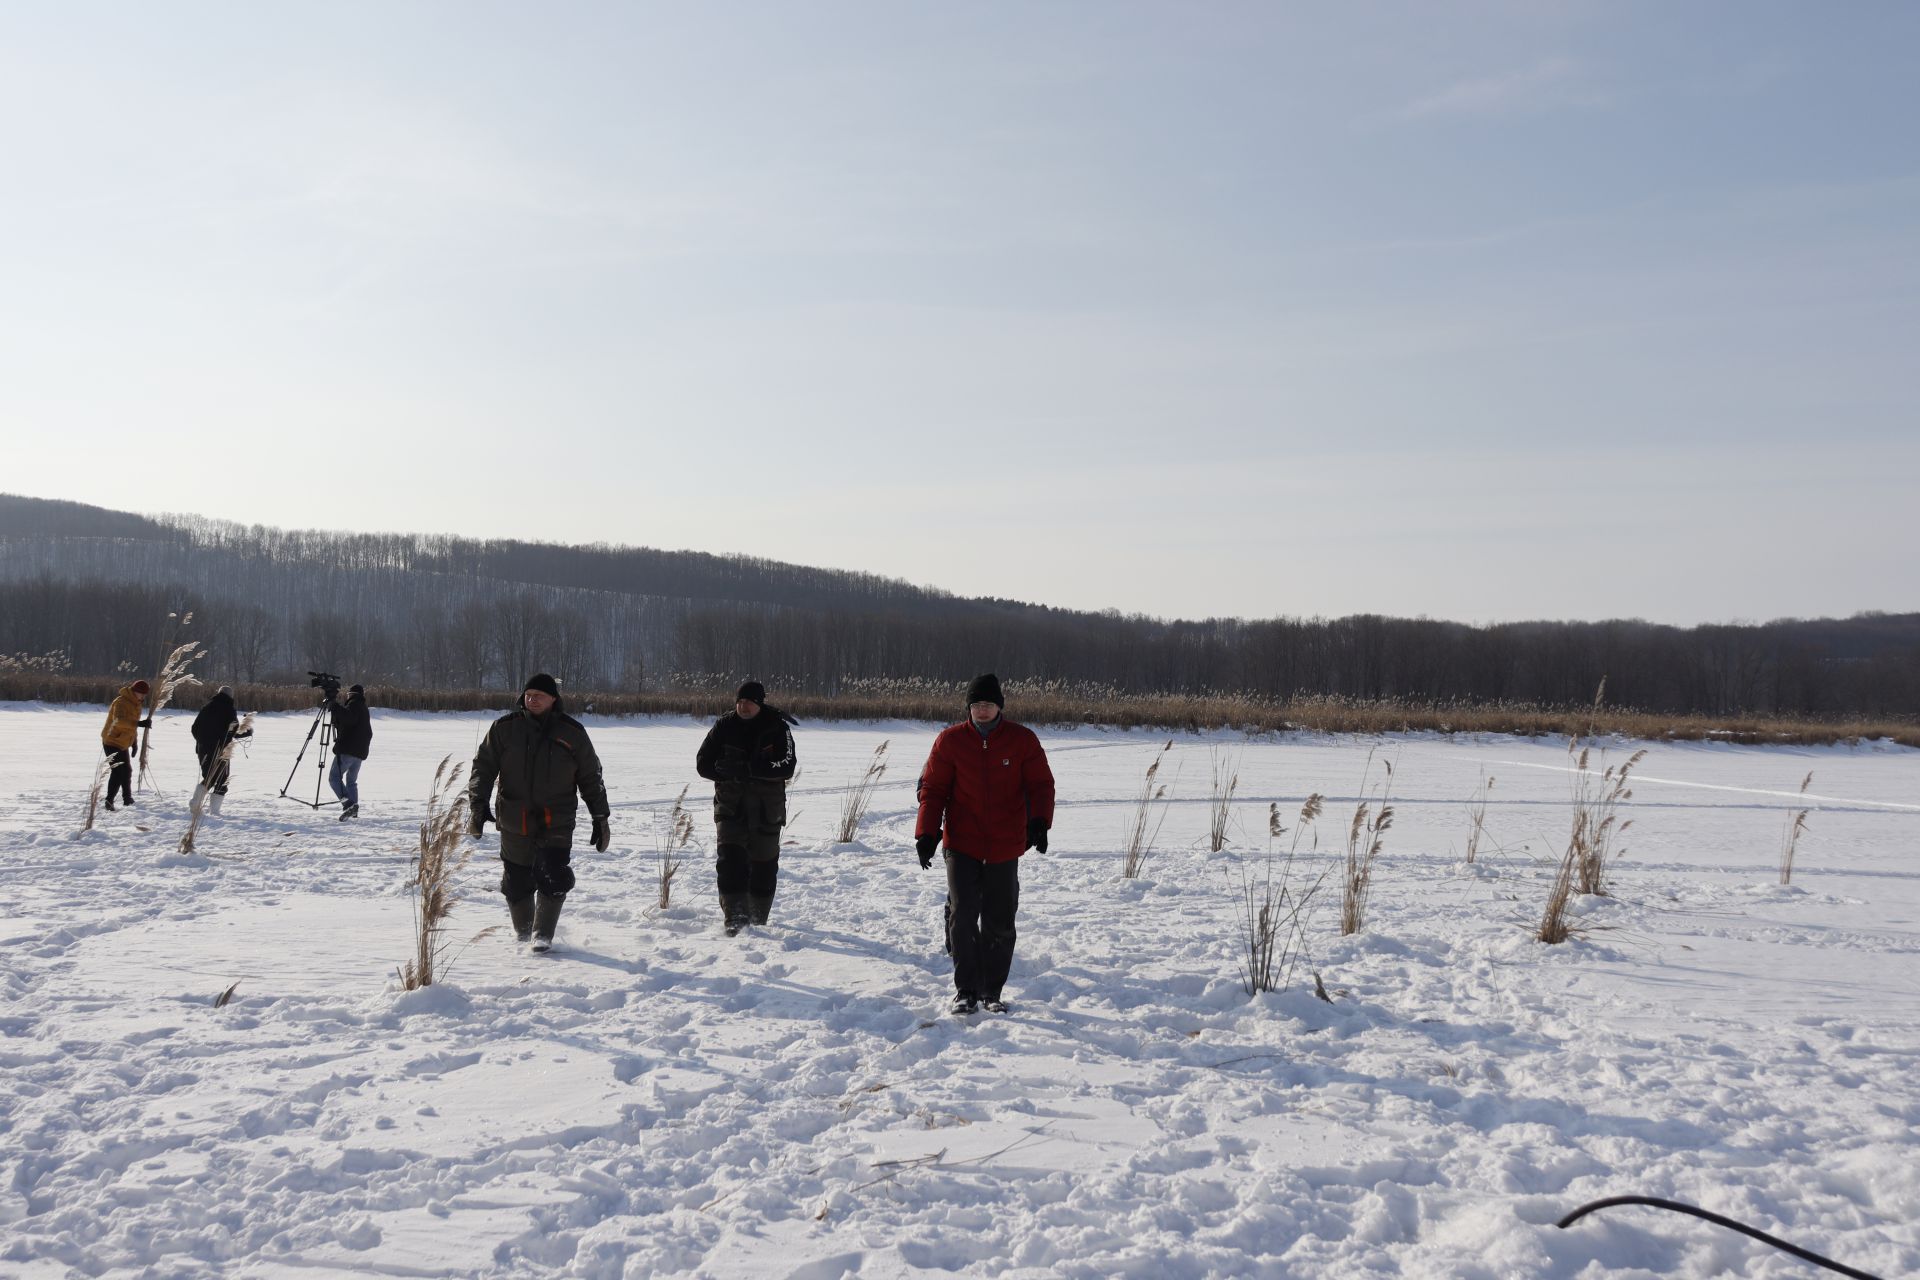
[1339,753,1395,936]
[1121,740,1174,878]
[1538,740,1645,942]
[135,630,207,793]
[1207,747,1240,853]
[7,674,1918,746]
[658,785,695,909]
[80,754,108,833]
[835,740,889,843]
[1779,771,1813,885]
[1237,794,1327,995]
[399,757,473,990]
[1463,772,1495,865]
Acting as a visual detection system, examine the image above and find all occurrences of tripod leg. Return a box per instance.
[280,707,325,799]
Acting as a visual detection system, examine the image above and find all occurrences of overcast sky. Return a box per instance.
[3,3,1915,625]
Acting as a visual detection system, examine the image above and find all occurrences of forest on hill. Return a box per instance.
[3,493,1917,718]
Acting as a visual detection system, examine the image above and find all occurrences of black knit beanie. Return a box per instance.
[735,680,766,706]
[965,673,1004,709]
[523,673,560,699]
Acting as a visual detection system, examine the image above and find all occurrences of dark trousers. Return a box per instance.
[945,850,1019,999]
[499,847,576,903]
[715,844,778,896]
[196,748,231,795]
[103,744,133,805]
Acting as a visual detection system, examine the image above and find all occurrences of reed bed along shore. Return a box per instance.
[6,674,1917,747]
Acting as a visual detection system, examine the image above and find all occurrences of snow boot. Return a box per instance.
[508,896,535,944]
[338,802,359,821]
[950,991,979,1016]
[982,997,1009,1014]
[748,893,775,926]
[720,893,751,937]
[209,793,224,817]
[530,894,563,953]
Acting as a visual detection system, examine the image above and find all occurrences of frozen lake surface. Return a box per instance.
[2,703,1917,1277]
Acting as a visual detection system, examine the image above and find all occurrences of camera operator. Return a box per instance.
[325,681,372,820]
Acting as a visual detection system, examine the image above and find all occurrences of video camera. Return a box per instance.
[308,671,343,701]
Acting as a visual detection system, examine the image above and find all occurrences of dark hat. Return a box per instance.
[349,683,365,696]
[523,673,560,699]
[965,673,1004,708]
[131,679,151,696]
[216,685,233,698]
[735,680,766,706]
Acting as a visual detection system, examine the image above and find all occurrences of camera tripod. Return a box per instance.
[279,698,341,810]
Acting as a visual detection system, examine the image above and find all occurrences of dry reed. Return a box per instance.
[1339,754,1395,935]
[1121,741,1174,878]
[1237,794,1327,994]
[136,629,207,793]
[658,785,695,909]
[1779,771,1813,885]
[10,673,1919,747]
[1207,747,1240,853]
[1463,773,1495,865]
[81,753,108,833]
[399,756,473,990]
[180,712,253,854]
[835,741,889,843]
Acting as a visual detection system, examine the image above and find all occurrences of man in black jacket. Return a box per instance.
[694,680,797,934]
[189,685,251,816]
[326,683,373,820]
[468,673,611,952]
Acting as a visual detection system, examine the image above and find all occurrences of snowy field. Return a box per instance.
[2,702,1918,1279]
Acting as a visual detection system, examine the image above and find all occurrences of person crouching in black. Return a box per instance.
[468,673,610,953]
[695,680,798,935]
[190,685,252,816]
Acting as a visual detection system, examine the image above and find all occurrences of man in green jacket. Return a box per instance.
[468,673,611,952]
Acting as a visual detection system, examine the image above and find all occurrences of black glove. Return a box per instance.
[469,805,492,837]
[591,814,611,853]
[1026,818,1049,854]
[137,717,153,729]
[915,832,940,868]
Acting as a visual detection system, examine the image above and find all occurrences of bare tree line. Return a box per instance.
[1,494,1917,716]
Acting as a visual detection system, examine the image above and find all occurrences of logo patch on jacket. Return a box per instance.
[1002,759,1011,766]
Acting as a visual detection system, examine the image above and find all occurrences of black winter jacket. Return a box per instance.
[329,692,373,759]
[191,691,243,753]
[469,703,610,841]
[696,707,798,785]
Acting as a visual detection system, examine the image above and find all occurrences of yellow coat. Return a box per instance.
[102,685,146,750]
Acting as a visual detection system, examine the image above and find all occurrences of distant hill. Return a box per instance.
[2,493,1916,718]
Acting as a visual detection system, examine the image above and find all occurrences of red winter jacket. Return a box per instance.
[915,719,1056,863]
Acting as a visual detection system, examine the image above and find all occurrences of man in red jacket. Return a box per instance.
[915,673,1055,1015]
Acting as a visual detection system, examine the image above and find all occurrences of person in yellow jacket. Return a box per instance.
[100,680,151,810]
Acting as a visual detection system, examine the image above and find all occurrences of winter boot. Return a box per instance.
[190,783,208,815]
[209,793,224,817]
[720,893,751,937]
[338,802,359,821]
[508,896,535,944]
[950,991,979,1016]
[748,893,775,926]
[530,894,563,953]
[982,995,1009,1014]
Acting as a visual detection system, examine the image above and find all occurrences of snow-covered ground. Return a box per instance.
[3,702,1917,1278]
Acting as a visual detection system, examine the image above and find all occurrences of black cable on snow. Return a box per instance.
[1555,1195,1885,1279]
